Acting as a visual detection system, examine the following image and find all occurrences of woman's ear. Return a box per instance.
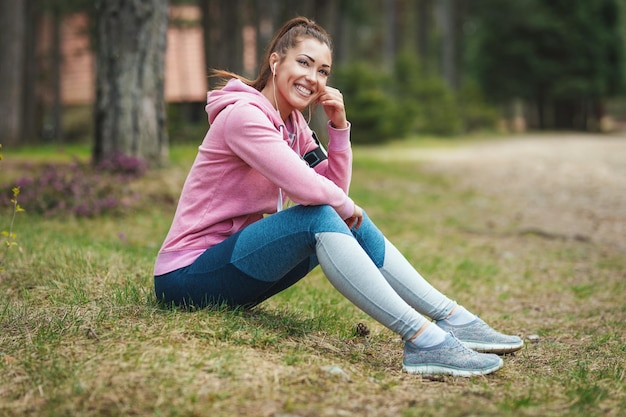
[269,53,280,74]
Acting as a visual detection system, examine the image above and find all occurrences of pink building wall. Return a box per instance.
[46,5,207,106]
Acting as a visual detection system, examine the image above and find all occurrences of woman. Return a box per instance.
[154,17,523,377]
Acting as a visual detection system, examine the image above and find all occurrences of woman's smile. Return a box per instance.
[294,83,313,97]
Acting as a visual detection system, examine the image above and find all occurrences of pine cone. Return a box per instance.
[355,322,370,337]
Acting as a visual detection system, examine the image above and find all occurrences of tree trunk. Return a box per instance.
[50,6,63,142]
[332,1,347,65]
[93,0,169,167]
[416,0,433,71]
[199,0,211,79]
[220,0,242,74]
[0,0,27,146]
[201,0,243,87]
[21,0,42,143]
[383,0,396,70]
[253,0,276,73]
[436,0,456,90]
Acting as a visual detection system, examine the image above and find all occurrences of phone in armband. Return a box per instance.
[303,131,328,168]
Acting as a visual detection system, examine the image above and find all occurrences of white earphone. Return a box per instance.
[271,61,280,118]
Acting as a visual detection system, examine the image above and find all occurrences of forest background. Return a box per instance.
[1,0,626,159]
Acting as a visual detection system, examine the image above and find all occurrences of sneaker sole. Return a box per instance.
[402,357,504,377]
[462,341,524,354]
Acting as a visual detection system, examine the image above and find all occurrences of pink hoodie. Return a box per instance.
[154,79,355,275]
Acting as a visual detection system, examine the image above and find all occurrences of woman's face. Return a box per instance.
[273,38,332,117]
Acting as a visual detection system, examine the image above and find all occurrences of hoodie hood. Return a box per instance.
[206,78,284,130]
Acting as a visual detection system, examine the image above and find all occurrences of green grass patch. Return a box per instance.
[0,139,624,416]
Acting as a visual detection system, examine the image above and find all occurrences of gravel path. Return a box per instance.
[392,133,626,250]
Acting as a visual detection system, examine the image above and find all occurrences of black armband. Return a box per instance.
[303,147,327,168]
[303,130,328,168]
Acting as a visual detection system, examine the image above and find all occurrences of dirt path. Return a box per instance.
[378,133,626,251]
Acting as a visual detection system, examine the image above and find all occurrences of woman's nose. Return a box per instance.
[305,68,317,82]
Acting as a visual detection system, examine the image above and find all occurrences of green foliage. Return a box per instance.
[457,81,501,133]
[467,0,626,128]
[394,53,463,136]
[333,63,403,143]
[167,103,209,144]
[334,54,499,143]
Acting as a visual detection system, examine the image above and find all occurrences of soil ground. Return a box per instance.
[383,133,626,252]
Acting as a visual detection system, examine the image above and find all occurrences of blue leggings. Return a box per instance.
[155,205,380,307]
[155,205,455,340]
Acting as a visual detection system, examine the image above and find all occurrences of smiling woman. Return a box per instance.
[153,16,523,378]
[264,38,337,124]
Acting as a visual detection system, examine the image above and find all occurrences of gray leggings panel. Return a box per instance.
[316,232,428,340]
[379,238,456,321]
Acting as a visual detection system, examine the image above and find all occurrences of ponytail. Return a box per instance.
[209,16,332,91]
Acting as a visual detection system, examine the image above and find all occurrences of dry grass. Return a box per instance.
[1,137,625,417]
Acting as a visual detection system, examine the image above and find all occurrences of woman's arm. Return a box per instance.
[223,103,355,219]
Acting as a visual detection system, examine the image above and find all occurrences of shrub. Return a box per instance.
[334,63,405,144]
[333,54,499,141]
[393,53,463,136]
[413,75,463,136]
[3,153,147,218]
[457,81,501,133]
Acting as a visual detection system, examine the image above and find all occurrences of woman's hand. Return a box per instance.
[318,86,347,129]
[344,204,363,230]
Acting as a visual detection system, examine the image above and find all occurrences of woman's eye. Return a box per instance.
[298,58,329,77]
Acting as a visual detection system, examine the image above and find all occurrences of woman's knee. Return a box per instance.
[302,206,386,265]
[352,210,386,267]
[299,205,351,234]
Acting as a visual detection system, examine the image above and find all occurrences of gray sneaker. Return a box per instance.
[402,333,504,377]
[436,317,524,354]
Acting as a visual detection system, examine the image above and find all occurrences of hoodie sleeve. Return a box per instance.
[303,121,352,194]
[222,102,355,219]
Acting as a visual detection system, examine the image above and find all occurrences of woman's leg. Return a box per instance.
[155,205,330,307]
[315,231,428,340]
[350,212,457,321]
[154,253,317,308]
[314,229,503,377]
[155,205,503,375]
[351,213,523,353]
[156,205,430,338]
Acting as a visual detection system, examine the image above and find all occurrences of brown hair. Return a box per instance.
[210,16,333,91]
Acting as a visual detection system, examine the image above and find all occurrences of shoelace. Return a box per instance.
[447,333,479,356]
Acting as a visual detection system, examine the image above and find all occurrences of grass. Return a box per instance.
[1,140,625,417]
